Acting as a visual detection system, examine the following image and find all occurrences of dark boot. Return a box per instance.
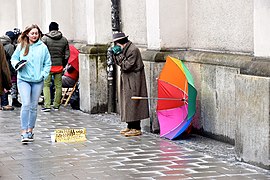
[12,98,22,107]
[1,93,9,106]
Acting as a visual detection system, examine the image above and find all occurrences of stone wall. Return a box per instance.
[200,65,239,143]
[235,75,270,169]
[188,0,253,53]
[142,50,270,169]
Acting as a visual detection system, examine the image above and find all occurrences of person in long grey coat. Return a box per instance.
[112,32,149,137]
[0,42,12,103]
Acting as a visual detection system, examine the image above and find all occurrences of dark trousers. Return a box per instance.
[1,93,9,106]
[127,121,141,130]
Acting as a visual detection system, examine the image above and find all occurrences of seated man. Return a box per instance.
[62,45,79,88]
[62,64,78,88]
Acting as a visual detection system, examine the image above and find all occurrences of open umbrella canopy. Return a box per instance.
[157,56,197,140]
[68,45,79,72]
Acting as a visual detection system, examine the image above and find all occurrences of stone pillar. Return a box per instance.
[254,0,270,57]
[84,0,112,44]
[40,0,73,38]
[77,0,111,114]
[79,45,108,114]
[40,0,51,31]
[0,0,18,31]
[146,0,188,50]
[144,0,188,132]
[15,0,72,36]
[50,0,73,37]
[18,0,43,29]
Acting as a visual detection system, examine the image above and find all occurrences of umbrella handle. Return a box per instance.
[131,96,148,100]
[131,96,187,101]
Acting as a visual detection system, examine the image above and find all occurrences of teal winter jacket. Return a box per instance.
[11,40,51,82]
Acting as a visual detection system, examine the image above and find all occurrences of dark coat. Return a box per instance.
[0,43,11,96]
[41,30,70,68]
[0,35,16,75]
[114,41,149,122]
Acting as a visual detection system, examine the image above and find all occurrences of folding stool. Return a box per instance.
[61,82,77,107]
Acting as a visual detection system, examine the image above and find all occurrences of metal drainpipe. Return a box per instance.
[107,0,121,113]
[111,0,121,32]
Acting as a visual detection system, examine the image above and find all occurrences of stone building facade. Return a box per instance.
[0,0,269,169]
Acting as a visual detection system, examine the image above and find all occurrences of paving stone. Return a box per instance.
[0,107,269,179]
[155,175,192,180]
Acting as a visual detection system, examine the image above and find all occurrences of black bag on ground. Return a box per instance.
[69,83,80,110]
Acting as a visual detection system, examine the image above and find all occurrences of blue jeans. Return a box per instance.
[17,79,44,131]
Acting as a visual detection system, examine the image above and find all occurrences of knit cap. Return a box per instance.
[5,31,16,41]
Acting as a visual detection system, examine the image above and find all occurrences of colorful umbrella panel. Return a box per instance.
[157,56,197,140]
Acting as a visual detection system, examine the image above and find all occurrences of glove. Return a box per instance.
[112,45,122,55]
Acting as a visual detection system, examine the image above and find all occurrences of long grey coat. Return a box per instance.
[114,41,149,122]
[0,42,11,96]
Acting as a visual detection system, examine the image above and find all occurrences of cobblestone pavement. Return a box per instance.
[0,106,269,180]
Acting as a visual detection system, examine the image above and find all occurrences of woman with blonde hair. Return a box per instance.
[11,24,51,143]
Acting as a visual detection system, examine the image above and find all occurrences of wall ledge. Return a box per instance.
[142,50,270,77]
[71,43,108,55]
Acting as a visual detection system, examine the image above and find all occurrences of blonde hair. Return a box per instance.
[18,24,42,56]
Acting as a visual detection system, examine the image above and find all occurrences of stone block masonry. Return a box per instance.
[235,74,270,169]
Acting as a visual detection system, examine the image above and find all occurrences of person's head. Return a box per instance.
[13,28,21,40]
[113,32,129,46]
[49,22,59,31]
[5,31,16,42]
[19,24,42,56]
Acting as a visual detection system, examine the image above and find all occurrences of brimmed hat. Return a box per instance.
[113,32,128,42]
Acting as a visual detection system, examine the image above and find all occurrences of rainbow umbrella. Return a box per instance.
[157,56,197,140]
